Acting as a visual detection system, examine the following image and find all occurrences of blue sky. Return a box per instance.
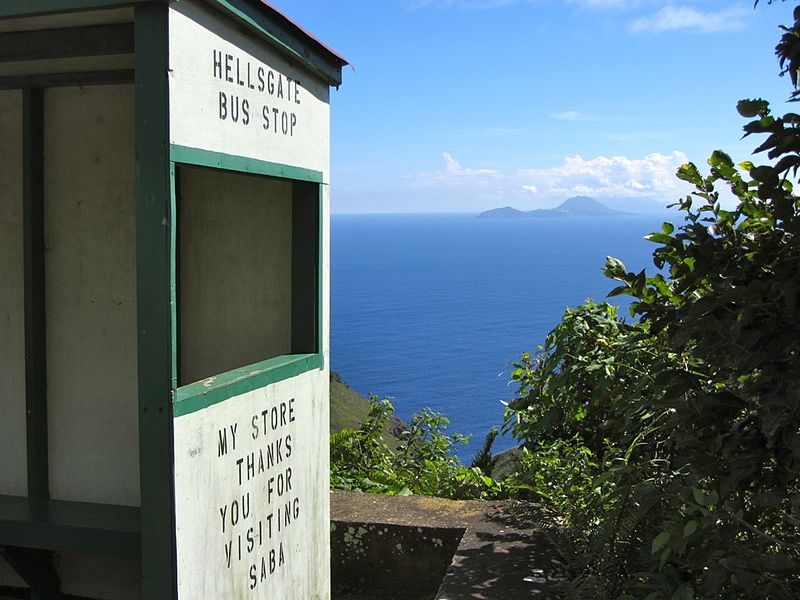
[269,0,795,213]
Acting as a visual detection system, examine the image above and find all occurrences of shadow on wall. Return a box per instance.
[331,521,463,600]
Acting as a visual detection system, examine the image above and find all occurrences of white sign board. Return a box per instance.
[169,1,331,180]
[174,371,329,599]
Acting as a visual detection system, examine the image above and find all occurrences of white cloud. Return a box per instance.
[630,5,747,34]
[409,151,692,211]
[516,151,690,198]
[413,152,501,186]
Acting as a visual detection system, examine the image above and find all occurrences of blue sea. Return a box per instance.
[330,213,673,462]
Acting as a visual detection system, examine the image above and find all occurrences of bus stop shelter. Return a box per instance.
[0,1,347,598]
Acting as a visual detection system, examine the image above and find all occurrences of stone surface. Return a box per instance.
[331,491,565,599]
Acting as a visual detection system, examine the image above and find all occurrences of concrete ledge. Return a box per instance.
[331,490,564,599]
[331,520,462,599]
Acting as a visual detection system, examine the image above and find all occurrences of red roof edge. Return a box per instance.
[257,0,349,67]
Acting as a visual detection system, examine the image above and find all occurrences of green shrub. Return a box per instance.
[504,5,800,596]
[330,395,509,500]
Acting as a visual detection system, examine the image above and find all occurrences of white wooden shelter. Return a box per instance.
[0,1,346,598]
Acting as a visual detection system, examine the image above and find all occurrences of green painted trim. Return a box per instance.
[0,0,164,19]
[203,0,344,87]
[134,4,178,599]
[318,184,325,363]
[169,163,178,390]
[22,88,48,501]
[0,24,134,62]
[0,495,140,559]
[174,353,323,417]
[169,144,323,183]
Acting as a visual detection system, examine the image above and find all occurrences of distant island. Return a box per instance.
[477,196,631,219]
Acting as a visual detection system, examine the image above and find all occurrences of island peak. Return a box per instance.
[477,196,629,219]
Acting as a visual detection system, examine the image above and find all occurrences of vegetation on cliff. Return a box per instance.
[330,393,514,499]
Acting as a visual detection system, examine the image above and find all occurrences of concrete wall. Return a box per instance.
[330,520,463,598]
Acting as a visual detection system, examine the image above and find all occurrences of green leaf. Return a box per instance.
[671,583,695,600]
[652,531,671,554]
[659,547,672,569]
[755,553,797,574]
[751,165,776,183]
[604,256,628,280]
[737,98,769,118]
[607,284,632,298]
[644,232,671,244]
[677,162,702,184]
[709,150,733,169]
[683,520,698,537]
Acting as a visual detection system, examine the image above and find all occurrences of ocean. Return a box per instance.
[330,212,673,462]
